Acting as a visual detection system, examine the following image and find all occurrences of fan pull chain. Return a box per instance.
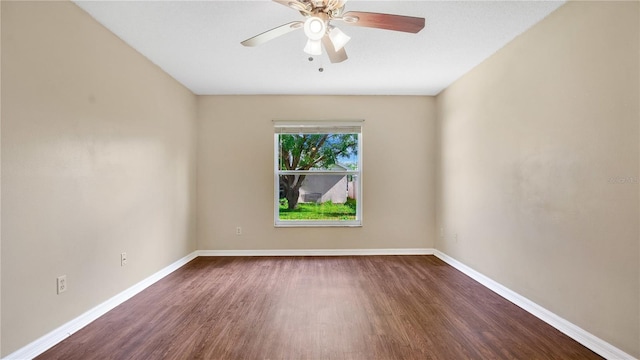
[307,56,325,73]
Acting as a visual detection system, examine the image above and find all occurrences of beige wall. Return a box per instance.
[197,96,436,251]
[436,1,639,357]
[1,1,197,356]
[0,2,3,355]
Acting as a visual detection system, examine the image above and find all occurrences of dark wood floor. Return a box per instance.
[37,256,602,360]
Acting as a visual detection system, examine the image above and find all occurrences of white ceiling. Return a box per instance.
[73,0,565,96]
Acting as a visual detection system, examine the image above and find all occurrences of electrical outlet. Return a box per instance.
[236,226,242,235]
[121,252,128,266]
[454,233,458,243]
[57,275,67,294]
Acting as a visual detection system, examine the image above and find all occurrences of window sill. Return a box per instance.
[275,221,362,228]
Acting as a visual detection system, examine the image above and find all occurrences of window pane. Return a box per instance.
[278,133,359,171]
[274,127,361,227]
[278,174,359,221]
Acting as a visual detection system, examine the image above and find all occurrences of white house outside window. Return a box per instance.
[274,120,363,227]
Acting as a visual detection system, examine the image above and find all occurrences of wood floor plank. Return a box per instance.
[36,256,602,360]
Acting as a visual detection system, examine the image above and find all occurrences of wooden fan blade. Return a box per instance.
[341,11,425,33]
[241,21,304,47]
[322,35,348,63]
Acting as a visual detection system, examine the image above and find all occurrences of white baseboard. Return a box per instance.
[196,248,434,257]
[4,251,199,360]
[433,250,636,360]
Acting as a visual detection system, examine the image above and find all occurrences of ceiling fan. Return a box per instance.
[240,0,425,63]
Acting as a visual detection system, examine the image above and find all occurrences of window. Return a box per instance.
[274,121,362,227]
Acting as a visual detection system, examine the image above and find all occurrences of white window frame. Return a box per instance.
[274,120,363,227]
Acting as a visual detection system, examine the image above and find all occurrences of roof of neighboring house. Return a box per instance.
[308,163,349,171]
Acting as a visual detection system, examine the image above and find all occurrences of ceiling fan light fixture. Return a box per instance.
[304,16,326,41]
[303,38,322,55]
[328,26,350,51]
